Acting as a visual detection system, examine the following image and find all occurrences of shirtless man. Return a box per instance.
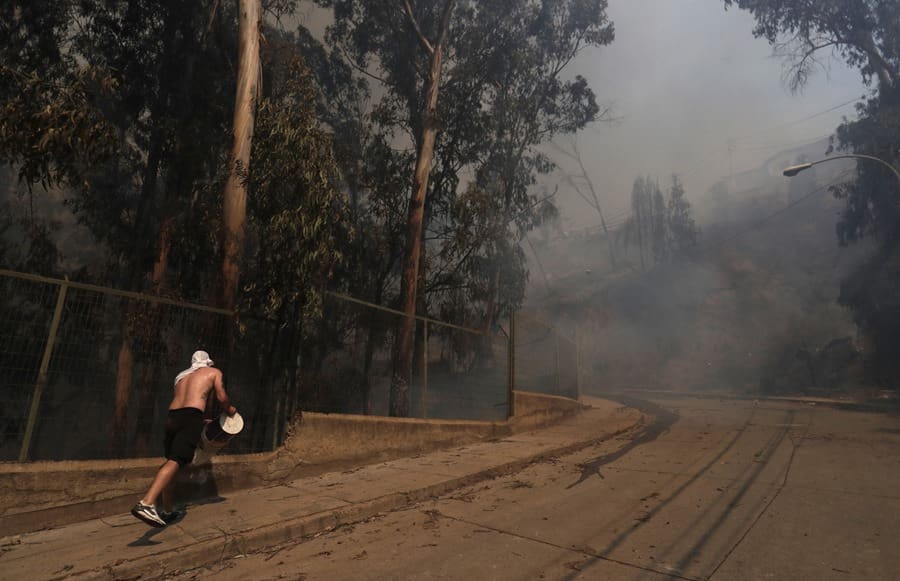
[131,350,237,527]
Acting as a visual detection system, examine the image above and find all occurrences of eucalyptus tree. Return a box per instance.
[234,42,350,445]
[1,0,347,451]
[624,175,698,269]
[624,176,656,270]
[304,0,451,415]
[724,0,900,385]
[1,0,241,450]
[219,0,262,311]
[294,24,415,414]
[312,0,614,416]
[0,0,119,271]
[436,0,614,334]
[554,137,618,268]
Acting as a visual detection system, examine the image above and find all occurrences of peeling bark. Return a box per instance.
[390,0,454,418]
[219,0,261,310]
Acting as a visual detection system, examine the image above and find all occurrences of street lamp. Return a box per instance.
[783,154,900,184]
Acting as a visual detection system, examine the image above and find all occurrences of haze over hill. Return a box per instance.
[526,138,872,396]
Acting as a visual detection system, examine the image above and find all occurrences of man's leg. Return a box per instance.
[160,473,177,514]
[142,459,180,507]
[131,460,180,527]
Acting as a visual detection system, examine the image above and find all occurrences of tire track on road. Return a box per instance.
[707,410,812,580]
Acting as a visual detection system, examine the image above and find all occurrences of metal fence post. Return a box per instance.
[507,312,516,419]
[19,277,69,461]
[422,320,428,418]
[554,330,560,396]
[272,393,282,451]
[575,326,582,401]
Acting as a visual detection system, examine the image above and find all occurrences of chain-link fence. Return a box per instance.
[0,270,235,462]
[302,293,510,422]
[514,311,579,400]
[1,269,578,463]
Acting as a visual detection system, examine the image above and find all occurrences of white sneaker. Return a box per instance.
[131,501,166,527]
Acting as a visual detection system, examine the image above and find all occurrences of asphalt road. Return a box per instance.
[170,396,900,580]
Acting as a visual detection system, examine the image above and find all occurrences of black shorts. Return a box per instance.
[164,407,205,466]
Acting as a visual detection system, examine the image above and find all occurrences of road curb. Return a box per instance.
[605,389,900,414]
[98,417,647,581]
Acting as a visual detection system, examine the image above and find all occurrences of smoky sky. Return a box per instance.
[554,0,865,229]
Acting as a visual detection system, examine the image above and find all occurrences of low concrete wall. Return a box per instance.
[513,390,584,424]
[0,391,584,537]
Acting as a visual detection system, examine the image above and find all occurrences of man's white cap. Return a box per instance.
[191,350,214,366]
[175,350,215,387]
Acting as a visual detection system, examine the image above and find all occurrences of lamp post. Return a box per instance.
[783,154,900,184]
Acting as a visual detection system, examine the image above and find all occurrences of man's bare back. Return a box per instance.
[171,367,226,412]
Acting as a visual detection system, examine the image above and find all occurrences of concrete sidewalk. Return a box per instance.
[0,398,644,581]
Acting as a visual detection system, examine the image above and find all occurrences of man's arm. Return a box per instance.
[213,370,237,416]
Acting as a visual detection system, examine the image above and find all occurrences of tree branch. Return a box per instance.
[401,0,434,55]
[338,45,390,86]
[776,35,840,93]
[856,31,899,89]
[436,0,455,48]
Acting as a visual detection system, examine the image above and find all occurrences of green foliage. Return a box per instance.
[0,0,623,429]
[726,0,900,387]
[832,98,900,246]
[0,2,121,192]
[839,248,900,386]
[434,183,533,322]
[0,66,119,191]
[0,0,246,290]
[832,94,900,387]
[722,0,900,91]
[241,51,350,322]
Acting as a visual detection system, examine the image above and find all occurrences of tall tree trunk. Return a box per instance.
[283,303,302,424]
[151,217,174,286]
[133,360,160,456]
[130,223,173,455]
[635,199,646,271]
[112,338,134,453]
[412,240,427,411]
[359,282,385,415]
[858,33,898,94]
[251,322,281,449]
[483,268,501,335]
[570,143,616,267]
[360,322,376,415]
[390,0,454,417]
[111,127,163,453]
[110,1,194,453]
[218,0,261,310]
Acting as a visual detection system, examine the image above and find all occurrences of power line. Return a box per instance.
[679,96,862,180]
[733,96,862,142]
[698,169,854,253]
[557,98,862,238]
[730,134,830,152]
